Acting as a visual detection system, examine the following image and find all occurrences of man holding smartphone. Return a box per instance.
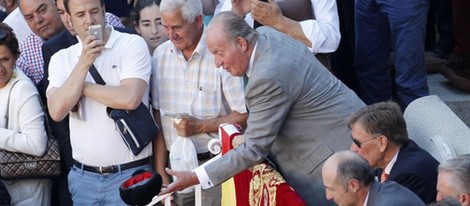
[46,0,154,204]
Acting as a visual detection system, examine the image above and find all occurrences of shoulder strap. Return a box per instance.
[89,64,106,85]
[4,79,55,140]
[4,80,21,128]
[37,94,55,140]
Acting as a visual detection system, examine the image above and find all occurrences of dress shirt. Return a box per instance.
[383,150,399,177]
[17,33,45,84]
[363,191,370,206]
[105,12,125,28]
[151,28,246,153]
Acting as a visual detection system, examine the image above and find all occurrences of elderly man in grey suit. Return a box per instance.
[160,11,364,205]
[322,151,426,206]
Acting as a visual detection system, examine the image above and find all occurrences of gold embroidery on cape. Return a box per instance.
[249,163,287,206]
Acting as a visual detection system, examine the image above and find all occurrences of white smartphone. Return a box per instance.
[88,24,102,41]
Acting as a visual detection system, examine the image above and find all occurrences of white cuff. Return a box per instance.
[194,165,214,189]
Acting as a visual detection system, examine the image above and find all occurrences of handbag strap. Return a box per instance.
[4,79,55,141]
[4,80,21,128]
[89,64,106,85]
[38,95,55,141]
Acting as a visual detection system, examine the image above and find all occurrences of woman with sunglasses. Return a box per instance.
[0,23,50,206]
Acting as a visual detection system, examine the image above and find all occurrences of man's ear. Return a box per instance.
[459,193,470,206]
[66,14,73,28]
[348,179,360,193]
[236,36,248,52]
[134,24,141,34]
[194,15,203,30]
[378,135,388,152]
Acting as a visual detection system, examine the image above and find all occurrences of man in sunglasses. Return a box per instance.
[348,101,439,204]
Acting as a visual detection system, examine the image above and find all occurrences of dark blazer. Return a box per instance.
[377,140,439,204]
[205,27,365,205]
[41,30,78,172]
[367,181,426,206]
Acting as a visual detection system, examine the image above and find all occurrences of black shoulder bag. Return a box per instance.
[88,65,158,156]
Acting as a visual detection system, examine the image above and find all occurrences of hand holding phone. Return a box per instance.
[88,24,102,41]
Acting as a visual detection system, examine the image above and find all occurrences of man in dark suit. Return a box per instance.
[160,11,365,205]
[322,150,426,206]
[349,101,439,204]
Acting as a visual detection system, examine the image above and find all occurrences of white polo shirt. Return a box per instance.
[47,27,152,166]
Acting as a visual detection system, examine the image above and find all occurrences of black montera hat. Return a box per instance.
[120,170,162,205]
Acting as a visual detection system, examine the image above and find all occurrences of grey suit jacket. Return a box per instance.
[367,181,426,206]
[205,27,365,205]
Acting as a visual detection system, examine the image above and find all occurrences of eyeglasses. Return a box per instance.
[351,134,381,148]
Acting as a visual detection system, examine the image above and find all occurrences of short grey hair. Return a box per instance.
[209,11,258,46]
[160,0,202,23]
[334,151,375,188]
[438,154,470,194]
[347,101,409,145]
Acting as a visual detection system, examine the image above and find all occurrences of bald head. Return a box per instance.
[323,151,375,186]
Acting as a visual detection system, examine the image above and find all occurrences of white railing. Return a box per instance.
[146,154,221,206]
[147,124,233,206]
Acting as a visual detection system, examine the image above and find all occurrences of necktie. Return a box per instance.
[243,75,249,113]
[243,75,249,89]
[380,171,389,183]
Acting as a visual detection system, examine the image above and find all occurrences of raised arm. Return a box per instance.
[47,35,103,121]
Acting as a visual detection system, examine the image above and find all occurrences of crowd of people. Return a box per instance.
[0,0,468,205]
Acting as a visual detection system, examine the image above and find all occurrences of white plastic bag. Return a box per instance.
[169,136,199,193]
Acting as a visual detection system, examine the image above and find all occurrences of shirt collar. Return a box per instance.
[383,149,400,175]
[169,26,208,60]
[245,41,258,78]
[75,26,116,50]
[103,26,118,49]
[363,190,370,206]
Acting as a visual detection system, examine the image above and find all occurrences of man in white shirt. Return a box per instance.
[151,0,247,205]
[46,0,153,204]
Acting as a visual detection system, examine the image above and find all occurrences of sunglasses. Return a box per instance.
[351,134,380,148]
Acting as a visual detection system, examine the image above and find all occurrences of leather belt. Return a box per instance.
[197,151,215,161]
[74,157,150,174]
